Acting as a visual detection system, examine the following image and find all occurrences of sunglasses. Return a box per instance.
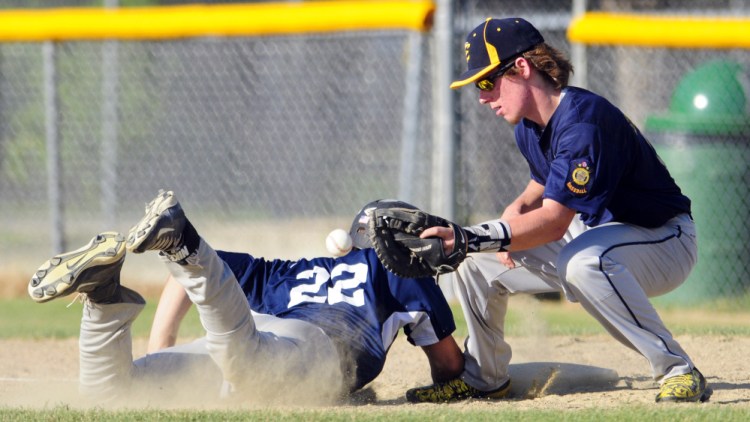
[474,59,517,92]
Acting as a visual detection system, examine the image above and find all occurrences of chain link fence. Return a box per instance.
[0,1,438,291]
[0,0,747,305]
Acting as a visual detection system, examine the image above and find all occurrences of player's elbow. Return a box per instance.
[549,224,568,241]
[540,200,576,241]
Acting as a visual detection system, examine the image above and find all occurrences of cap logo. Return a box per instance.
[464,41,471,63]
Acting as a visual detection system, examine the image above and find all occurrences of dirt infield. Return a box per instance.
[5,219,747,411]
[1,332,748,410]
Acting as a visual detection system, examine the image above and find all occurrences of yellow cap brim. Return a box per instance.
[449,64,498,89]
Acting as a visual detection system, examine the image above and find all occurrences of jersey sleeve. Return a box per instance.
[543,122,627,226]
[386,272,456,347]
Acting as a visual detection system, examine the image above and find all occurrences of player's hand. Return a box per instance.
[420,226,456,255]
[497,251,515,268]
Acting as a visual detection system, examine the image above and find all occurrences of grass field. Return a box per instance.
[1,294,749,421]
[2,406,749,421]
[3,294,749,340]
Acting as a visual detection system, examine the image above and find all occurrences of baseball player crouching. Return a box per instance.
[407,17,711,404]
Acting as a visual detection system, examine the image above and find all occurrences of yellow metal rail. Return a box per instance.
[568,12,750,48]
[0,1,435,42]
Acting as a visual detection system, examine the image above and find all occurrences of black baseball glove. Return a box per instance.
[366,203,468,278]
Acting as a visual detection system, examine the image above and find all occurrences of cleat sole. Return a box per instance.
[126,189,181,253]
[28,232,126,303]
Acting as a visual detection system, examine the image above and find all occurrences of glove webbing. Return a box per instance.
[377,209,443,235]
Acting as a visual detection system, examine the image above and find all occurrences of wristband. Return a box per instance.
[463,220,512,252]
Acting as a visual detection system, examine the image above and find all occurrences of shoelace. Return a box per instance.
[660,372,699,398]
[66,293,84,308]
[663,373,695,387]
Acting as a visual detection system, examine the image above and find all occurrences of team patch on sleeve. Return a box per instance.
[566,159,592,196]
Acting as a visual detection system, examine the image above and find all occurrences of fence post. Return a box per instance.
[431,0,456,220]
[570,0,588,89]
[101,40,119,227]
[100,0,119,228]
[43,41,64,254]
[398,32,423,204]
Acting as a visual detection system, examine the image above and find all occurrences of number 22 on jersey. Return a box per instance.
[288,263,368,308]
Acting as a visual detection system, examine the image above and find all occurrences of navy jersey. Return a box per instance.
[515,87,690,227]
[215,248,455,392]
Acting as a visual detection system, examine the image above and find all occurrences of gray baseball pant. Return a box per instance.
[447,214,697,392]
[77,239,343,404]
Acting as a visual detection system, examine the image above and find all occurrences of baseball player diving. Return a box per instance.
[27,191,464,405]
[397,17,711,403]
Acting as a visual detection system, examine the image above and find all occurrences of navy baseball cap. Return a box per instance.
[450,17,544,89]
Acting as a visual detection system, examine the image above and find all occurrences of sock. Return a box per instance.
[182,219,200,256]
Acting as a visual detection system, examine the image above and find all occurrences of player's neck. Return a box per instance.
[527,83,562,128]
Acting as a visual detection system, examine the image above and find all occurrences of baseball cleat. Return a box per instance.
[655,368,712,403]
[28,232,126,303]
[127,189,186,254]
[405,378,510,403]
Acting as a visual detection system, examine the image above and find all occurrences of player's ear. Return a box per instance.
[515,57,532,78]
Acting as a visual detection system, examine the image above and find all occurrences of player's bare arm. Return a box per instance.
[421,178,573,256]
[504,199,575,251]
[147,275,192,353]
[501,179,545,219]
[497,179,546,267]
[420,336,464,383]
[422,200,573,257]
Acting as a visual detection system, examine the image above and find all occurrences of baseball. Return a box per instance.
[326,228,353,257]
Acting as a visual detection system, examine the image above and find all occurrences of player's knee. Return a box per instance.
[558,253,601,290]
[452,258,476,286]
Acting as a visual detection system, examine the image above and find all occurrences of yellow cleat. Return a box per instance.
[655,368,712,403]
[406,377,510,403]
